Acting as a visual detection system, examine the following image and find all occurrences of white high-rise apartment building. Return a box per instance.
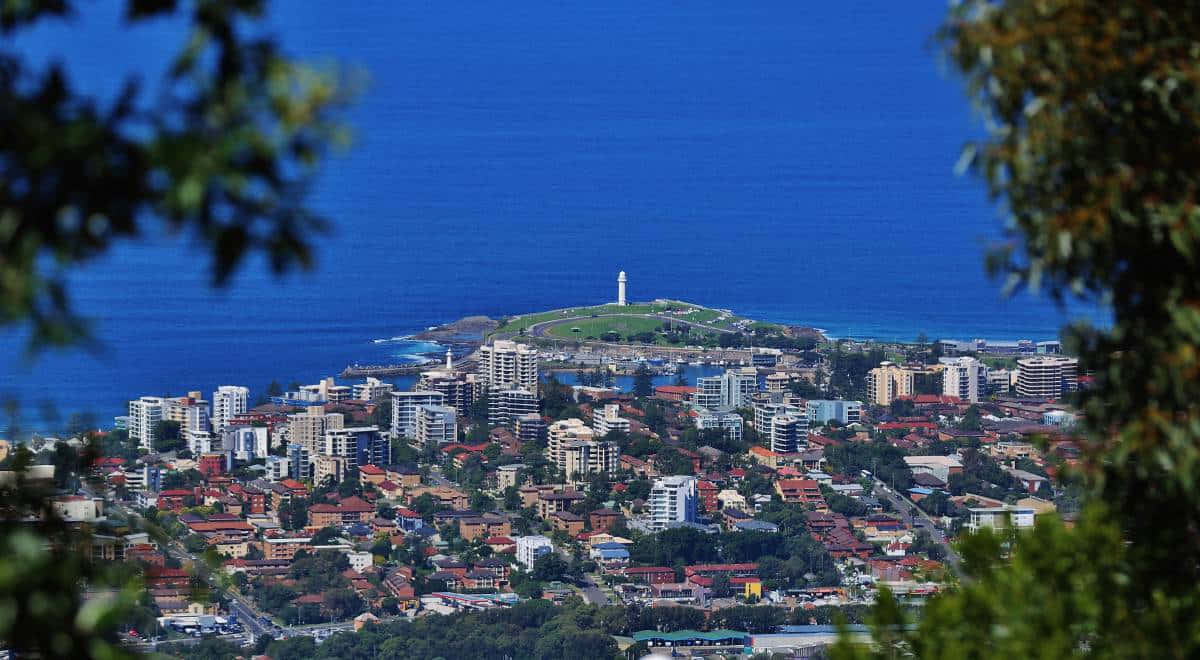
[391,391,446,440]
[212,386,249,433]
[128,396,165,450]
[414,405,458,448]
[592,404,631,437]
[488,389,539,428]
[647,476,697,532]
[352,377,394,402]
[562,440,620,483]
[692,367,758,410]
[695,409,744,444]
[940,357,989,403]
[515,535,554,569]
[478,340,539,394]
[1016,356,1079,399]
[226,426,270,461]
[162,393,212,453]
[289,406,344,454]
[768,414,809,453]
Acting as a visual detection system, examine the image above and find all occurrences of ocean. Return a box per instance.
[0,2,1103,432]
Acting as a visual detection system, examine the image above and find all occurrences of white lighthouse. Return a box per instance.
[617,271,627,306]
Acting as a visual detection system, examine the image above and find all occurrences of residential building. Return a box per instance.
[128,396,165,450]
[417,370,476,411]
[987,368,1014,394]
[352,377,393,402]
[866,362,915,406]
[211,386,249,434]
[288,442,311,480]
[390,390,445,440]
[966,505,1036,532]
[294,377,351,403]
[225,426,269,461]
[496,464,526,490]
[264,456,290,481]
[592,403,631,437]
[313,455,349,485]
[478,340,539,394]
[514,535,554,569]
[694,409,744,444]
[904,455,964,484]
[547,419,595,466]
[804,400,863,425]
[647,476,697,532]
[414,405,458,448]
[940,357,989,403]
[561,440,620,483]
[768,413,808,453]
[692,368,757,410]
[323,426,390,470]
[488,389,538,427]
[163,393,213,454]
[1016,356,1079,399]
[514,413,546,445]
[289,406,344,454]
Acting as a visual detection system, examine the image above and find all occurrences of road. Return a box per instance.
[871,479,961,573]
[525,312,737,339]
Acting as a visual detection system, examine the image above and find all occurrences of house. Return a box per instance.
[386,465,422,488]
[359,464,387,486]
[1007,468,1049,493]
[461,570,500,590]
[774,479,825,507]
[588,542,631,569]
[716,489,747,511]
[903,455,964,484]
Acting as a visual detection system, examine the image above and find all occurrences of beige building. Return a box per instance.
[289,406,344,454]
[547,418,595,466]
[313,455,349,485]
[866,362,915,406]
[561,440,620,483]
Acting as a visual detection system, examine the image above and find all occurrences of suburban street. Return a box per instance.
[871,479,961,573]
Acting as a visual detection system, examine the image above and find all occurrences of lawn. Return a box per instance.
[544,315,667,341]
[489,300,743,337]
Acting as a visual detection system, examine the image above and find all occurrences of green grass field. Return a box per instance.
[545,315,667,341]
[489,300,749,338]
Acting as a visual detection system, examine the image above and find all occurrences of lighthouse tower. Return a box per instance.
[617,271,627,306]
[445,347,453,370]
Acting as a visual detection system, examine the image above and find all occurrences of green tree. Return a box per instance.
[152,420,183,453]
[632,363,654,399]
[839,3,1200,658]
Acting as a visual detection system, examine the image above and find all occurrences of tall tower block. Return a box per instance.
[618,271,627,306]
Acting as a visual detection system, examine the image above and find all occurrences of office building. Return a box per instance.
[940,357,989,403]
[390,390,445,440]
[352,377,393,402]
[647,476,697,532]
[128,396,165,450]
[414,405,458,448]
[804,400,863,425]
[866,362,915,406]
[515,535,554,569]
[289,406,344,454]
[478,340,539,394]
[488,389,538,428]
[694,409,744,444]
[592,403,631,437]
[211,386,249,434]
[323,426,390,471]
[1016,356,1079,399]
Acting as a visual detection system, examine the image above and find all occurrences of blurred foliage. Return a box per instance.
[0,0,353,353]
[0,0,350,657]
[838,2,1200,658]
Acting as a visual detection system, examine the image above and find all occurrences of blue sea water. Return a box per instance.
[0,2,1104,432]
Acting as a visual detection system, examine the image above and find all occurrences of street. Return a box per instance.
[872,479,961,572]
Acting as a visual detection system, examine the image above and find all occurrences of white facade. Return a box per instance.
[547,418,596,468]
[226,426,270,461]
[264,455,290,482]
[694,409,744,444]
[647,476,697,532]
[940,357,989,403]
[592,403,631,437]
[415,405,458,448]
[488,388,539,427]
[390,390,446,440]
[967,506,1036,532]
[617,271,627,306]
[353,377,394,402]
[477,340,539,394]
[768,413,808,453]
[515,535,554,569]
[211,386,249,434]
[294,377,352,403]
[128,396,165,450]
[804,400,863,425]
[692,368,757,410]
[1016,357,1079,399]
